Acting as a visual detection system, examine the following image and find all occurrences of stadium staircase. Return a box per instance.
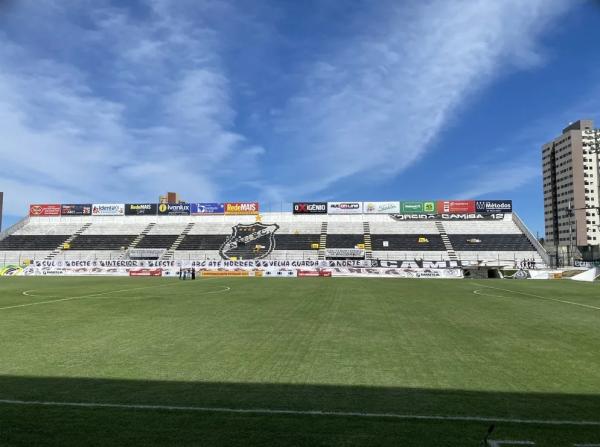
[318,222,328,260]
[118,222,156,260]
[162,222,195,260]
[363,221,373,260]
[434,221,458,262]
[45,222,92,260]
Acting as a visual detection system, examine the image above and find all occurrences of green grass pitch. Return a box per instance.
[0,276,599,446]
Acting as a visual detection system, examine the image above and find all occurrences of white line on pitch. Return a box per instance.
[473,283,600,311]
[0,398,598,426]
[473,289,511,299]
[1,280,228,311]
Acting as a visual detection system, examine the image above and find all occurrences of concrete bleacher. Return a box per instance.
[147,223,189,235]
[455,250,543,265]
[0,212,548,266]
[372,250,450,261]
[12,223,82,235]
[51,250,124,261]
[442,216,521,234]
[82,223,148,235]
[369,217,439,234]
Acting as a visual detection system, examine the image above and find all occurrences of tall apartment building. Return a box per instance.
[542,120,600,257]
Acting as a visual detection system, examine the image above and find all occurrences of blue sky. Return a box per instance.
[1,0,600,236]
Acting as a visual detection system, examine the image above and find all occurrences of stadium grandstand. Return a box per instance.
[0,200,547,273]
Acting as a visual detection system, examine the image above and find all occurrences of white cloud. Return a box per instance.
[266,0,573,198]
[0,0,263,216]
[456,164,539,198]
[0,0,580,219]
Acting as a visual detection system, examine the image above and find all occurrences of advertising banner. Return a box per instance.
[21,259,472,277]
[293,202,327,214]
[330,268,463,278]
[297,270,332,277]
[392,213,505,221]
[437,200,475,214]
[399,201,436,214]
[158,203,190,216]
[475,200,513,213]
[92,203,125,216]
[61,204,92,216]
[325,248,365,258]
[327,202,363,214]
[224,202,259,215]
[29,259,374,270]
[29,204,61,217]
[574,260,600,267]
[125,203,158,216]
[190,203,225,215]
[379,260,469,268]
[363,201,400,214]
[129,269,163,277]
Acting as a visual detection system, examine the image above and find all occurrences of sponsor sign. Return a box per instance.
[363,201,400,214]
[475,200,513,213]
[437,200,475,214]
[158,203,190,216]
[400,201,436,214]
[29,204,61,217]
[92,203,125,216]
[190,203,225,215]
[220,223,279,260]
[125,203,158,216]
[327,202,363,214]
[224,202,259,215]
[325,248,364,258]
[61,204,92,216]
[297,270,332,277]
[200,270,252,277]
[129,269,162,277]
[293,202,327,214]
[392,213,505,221]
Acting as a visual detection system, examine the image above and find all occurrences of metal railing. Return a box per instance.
[0,216,30,242]
[511,212,550,266]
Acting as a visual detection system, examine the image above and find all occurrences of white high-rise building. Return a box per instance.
[542,120,600,259]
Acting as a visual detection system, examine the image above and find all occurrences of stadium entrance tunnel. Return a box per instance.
[0,375,599,446]
[462,267,502,279]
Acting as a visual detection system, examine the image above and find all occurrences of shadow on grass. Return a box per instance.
[1,376,600,446]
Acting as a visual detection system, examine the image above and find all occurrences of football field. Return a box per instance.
[0,276,599,446]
